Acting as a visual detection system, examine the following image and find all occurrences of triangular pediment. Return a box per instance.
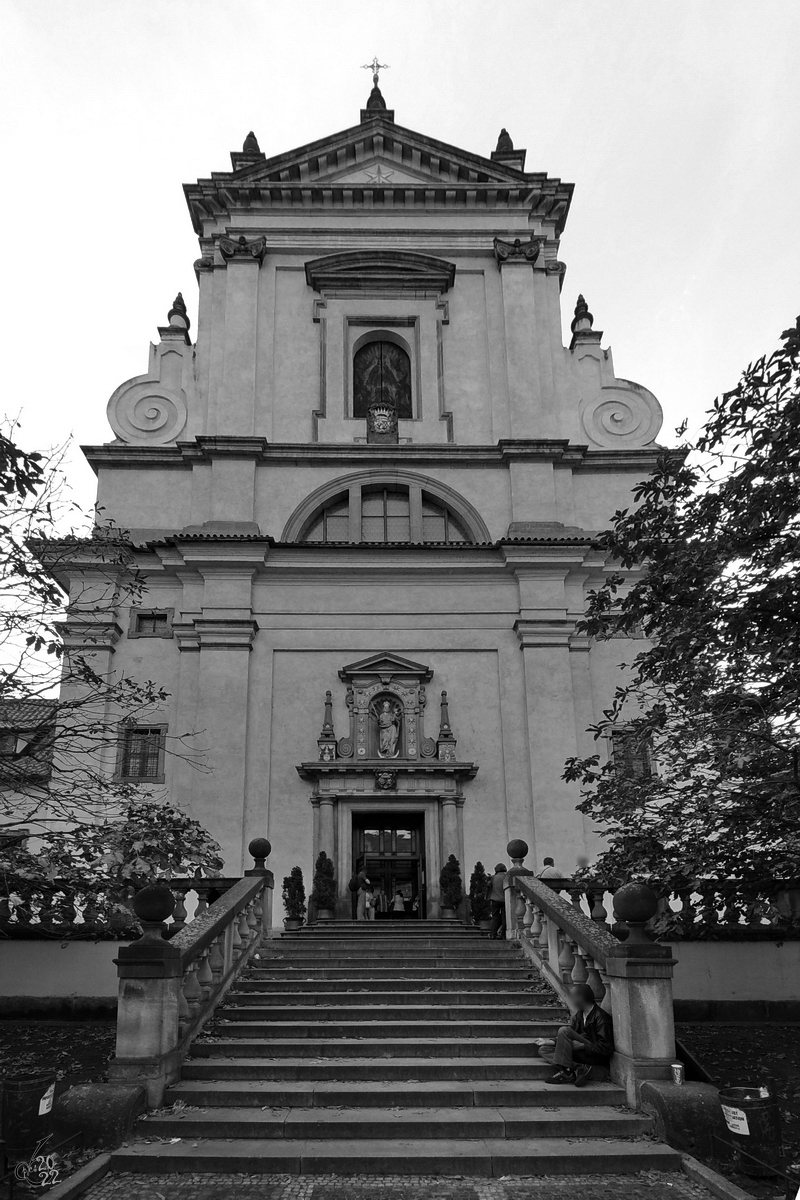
[185,115,574,235]
[217,118,537,189]
[338,653,434,683]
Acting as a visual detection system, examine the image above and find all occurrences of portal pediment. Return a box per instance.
[338,653,434,684]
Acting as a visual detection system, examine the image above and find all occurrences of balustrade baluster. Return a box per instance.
[177,971,190,1032]
[588,888,608,926]
[522,899,534,939]
[558,931,575,983]
[208,934,225,985]
[172,891,188,933]
[182,960,203,1017]
[246,899,258,940]
[231,912,244,958]
[570,942,589,985]
[238,908,251,947]
[197,948,213,1002]
[537,910,549,961]
[568,886,584,914]
[252,892,264,937]
[529,905,542,941]
[586,956,605,1003]
[194,886,209,919]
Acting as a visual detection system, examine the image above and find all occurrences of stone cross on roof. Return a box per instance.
[361,57,389,86]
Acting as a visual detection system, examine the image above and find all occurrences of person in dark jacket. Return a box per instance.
[488,863,507,939]
[544,982,614,1086]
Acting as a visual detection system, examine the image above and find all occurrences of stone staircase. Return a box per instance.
[112,920,682,1177]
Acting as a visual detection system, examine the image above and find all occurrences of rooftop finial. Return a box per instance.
[242,131,260,154]
[362,57,389,112]
[167,293,189,332]
[571,294,594,334]
[496,128,514,153]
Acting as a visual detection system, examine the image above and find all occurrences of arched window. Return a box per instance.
[353,341,412,420]
[300,484,470,545]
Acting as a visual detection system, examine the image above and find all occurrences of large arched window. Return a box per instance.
[353,341,412,420]
[300,485,471,545]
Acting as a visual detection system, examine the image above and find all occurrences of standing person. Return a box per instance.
[488,863,507,939]
[538,857,569,880]
[356,876,371,921]
[366,886,377,920]
[391,889,406,920]
[544,983,614,1086]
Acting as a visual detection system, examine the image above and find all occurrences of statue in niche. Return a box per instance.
[374,699,401,758]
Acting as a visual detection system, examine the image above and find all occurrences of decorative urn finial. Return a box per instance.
[571,294,594,335]
[243,130,261,154]
[167,292,190,332]
[496,128,514,153]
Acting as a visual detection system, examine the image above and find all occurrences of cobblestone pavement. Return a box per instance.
[82,1170,721,1200]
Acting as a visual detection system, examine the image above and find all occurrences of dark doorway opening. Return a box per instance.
[352,811,425,919]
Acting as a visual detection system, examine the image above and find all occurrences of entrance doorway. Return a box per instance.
[352,812,425,919]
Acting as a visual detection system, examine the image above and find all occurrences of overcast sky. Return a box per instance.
[2,0,798,510]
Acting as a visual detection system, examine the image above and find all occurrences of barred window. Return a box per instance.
[611,729,654,779]
[118,725,165,781]
[130,609,173,638]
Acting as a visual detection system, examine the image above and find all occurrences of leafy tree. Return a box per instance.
[439,854,464,909]
[310,850,336,911]
[468,861,490,923]
[0,419,204,832]
[0,799,223,937]
[565,316,800,925]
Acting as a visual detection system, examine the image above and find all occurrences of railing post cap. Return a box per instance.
[506,838,529,861]
[613,882,658,924]
[248,837,272,863]
[132,882,175,923]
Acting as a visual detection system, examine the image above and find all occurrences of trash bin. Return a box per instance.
[1,1072,56,1159]
[718,1085,783,1177]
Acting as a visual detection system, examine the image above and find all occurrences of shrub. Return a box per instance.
[439,854,463,909]
[310,850,336,911]
[469,861,490,922]
[282,865,307,920]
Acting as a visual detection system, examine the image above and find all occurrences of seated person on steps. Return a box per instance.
[543,982,614,1087]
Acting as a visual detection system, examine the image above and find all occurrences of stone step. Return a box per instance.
[221,1003,562,1021]
[244,967,535,980]
[210,1019,560,1039]
[261,950,520,960]
[167,1079,625,1108]
[231,987,557,1004]
[182,1056,551,1081]
[111,1137,682,1176]
[190,1037,549,1058]
[236,979,546,994]
[141,1105,651,1141]
[279,935,492,945]
[259,955,521,967]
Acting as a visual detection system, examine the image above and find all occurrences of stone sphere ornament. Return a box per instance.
[248,837,272,863]
[506,839,529,862]
[613,882,659,925]
[132,882,176,924]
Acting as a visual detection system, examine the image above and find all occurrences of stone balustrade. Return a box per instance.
[109,837,273,1105]
[502,839,677,1108]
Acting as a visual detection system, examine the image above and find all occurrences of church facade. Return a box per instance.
[77,80,663,917]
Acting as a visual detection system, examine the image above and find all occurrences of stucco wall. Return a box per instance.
[0,941,127,1000]
[671,941,800,1002]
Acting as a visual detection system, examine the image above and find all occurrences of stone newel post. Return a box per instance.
[111,883,182,1105]
[245,836,275,938]
[606,883,677,1107]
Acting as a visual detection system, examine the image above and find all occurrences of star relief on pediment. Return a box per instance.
[325,159,436,187]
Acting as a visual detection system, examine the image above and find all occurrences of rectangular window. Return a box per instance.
[611,729,654,779]
[129,609,174,638]
[118,725,166,781]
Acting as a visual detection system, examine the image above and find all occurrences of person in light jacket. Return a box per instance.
[488,863,507,939]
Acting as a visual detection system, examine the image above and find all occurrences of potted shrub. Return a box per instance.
[469,861,491,929]
[310,850,336,920]
[439,854,463,919]
[282,865,307,930]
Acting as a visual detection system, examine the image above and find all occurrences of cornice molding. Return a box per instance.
[304,250,455,294]
[82,436,665,475]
